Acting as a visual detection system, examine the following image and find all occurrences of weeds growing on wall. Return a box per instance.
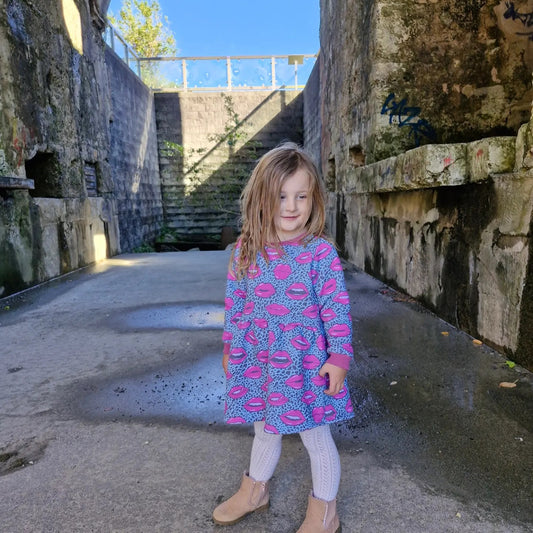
[163,94,262,226]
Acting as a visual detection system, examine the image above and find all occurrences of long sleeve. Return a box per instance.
[222,246,248,355]
[312,241,353,370]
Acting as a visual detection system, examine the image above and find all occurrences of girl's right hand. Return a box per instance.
[222,352,229,375]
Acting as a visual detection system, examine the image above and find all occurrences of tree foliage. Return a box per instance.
[109,0,177,57]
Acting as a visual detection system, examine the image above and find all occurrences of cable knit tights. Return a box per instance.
[248,421,341,501]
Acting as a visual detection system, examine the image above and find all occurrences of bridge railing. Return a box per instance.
[104,23,317,91]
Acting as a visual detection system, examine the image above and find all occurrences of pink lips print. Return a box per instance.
[295,251,313,264]
[230,312,242,326]
[229,348,247,364]
[324,405,337,421]
[302,354,321,369]
[346,398,354,413]
[302,304,319,319]
[253,318,268,328]
[311,375,327,387]
[330,256,342,271]
[269,351,292,368]
[285,374,304,389]
[237,320,251,330]
[247,264,261,279]
[328,324,350,337]
[312,406,325,424]
[342,343,354,353]
[261,374,273,392]
[309,269,319,284]
[225,297,234,310]
[266,303,290,316]
[280,409,306,426]
[257,350,269,363]
[314,243,331,261]
[243,301,255,315]
[320,308,337,322]
[291,335,311,351]
[274,264,292,279]
[255,283,276,298]
[227,417,247,424]
[333,387,347,399]
[319,278,337,296]
[222,331,232,342]
[333,291,350,305]
[264,424,280,434]
[279,322,301,332]
[316,335,326,350]
[244,397,266,412]
[244,330,259,345]
[266,247,282,260]
[228,385,249,399]
[244,366,262,379]
[285,283,309,301]
[267,392,288,406]
[302,390,317,404]
[234,289,247,299]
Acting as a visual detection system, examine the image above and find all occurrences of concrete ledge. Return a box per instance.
[343,137,516,194]
[0,176,35,189]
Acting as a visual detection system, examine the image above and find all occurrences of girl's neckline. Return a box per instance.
[276,232,310,246]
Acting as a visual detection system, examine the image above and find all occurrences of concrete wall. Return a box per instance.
[0,0,163,298]
[106,48,163,252]
[0,0,120,297]
[315,0,533,368]
[155,90,303,245]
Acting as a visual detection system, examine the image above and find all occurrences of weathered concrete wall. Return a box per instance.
[319,0,533,170]
[0,0,162,297]
[0,0,120,297]
[315,0,533,368]
[155,90,303,245]
[106,48,163,252]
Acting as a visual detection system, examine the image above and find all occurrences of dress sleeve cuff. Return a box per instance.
[223,342,231,356]
[326,352,352,370]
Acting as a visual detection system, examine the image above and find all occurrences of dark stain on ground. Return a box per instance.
[67,293,533,525]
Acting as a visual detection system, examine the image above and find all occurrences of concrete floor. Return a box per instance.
[0,250,531,533]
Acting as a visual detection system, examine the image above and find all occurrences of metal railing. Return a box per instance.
[104,23,317,91]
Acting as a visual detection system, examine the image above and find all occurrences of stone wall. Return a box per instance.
[106,48,163,252]
[315,0,533,368]
[0,0,163,298]
[155,90,303,246]
[0,0,120,297]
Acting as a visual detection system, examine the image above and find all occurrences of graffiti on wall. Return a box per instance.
[503,2,533,39]
[380,93,437,147]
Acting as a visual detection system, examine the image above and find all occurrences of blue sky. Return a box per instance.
[107,0,320,57]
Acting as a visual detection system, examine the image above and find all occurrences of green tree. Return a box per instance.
[109,0,177,57]
[109,0,177,87]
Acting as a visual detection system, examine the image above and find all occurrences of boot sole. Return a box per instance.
[212,502,269,526]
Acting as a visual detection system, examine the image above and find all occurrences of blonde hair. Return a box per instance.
[233,142,326,278]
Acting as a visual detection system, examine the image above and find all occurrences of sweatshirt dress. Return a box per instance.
[223,235,354,435]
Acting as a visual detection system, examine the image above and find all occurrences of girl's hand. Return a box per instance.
[319,362,347,396]
[222,352,229,375]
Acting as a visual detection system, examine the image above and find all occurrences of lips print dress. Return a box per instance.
[222,235,354,435]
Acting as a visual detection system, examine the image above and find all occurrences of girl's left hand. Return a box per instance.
[319,362,347,396]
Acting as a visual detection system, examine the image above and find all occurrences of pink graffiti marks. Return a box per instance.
[504,2,533,40]
[381,93,437,147]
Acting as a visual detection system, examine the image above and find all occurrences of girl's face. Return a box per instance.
[274,167,313,241]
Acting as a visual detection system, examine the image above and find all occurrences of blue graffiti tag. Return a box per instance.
[380,93,437,147]
[504,2,533,40]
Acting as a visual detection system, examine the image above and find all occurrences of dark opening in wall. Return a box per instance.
[25,152,62,198]
[349,145,365,167]
[326,156,336,192]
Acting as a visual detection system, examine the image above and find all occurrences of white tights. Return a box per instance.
[248,421,341,501]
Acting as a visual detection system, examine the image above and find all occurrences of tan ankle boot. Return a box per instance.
[296,491,341,533]
[212,472,269,526]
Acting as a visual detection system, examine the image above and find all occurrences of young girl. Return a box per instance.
[213,143,354,533]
